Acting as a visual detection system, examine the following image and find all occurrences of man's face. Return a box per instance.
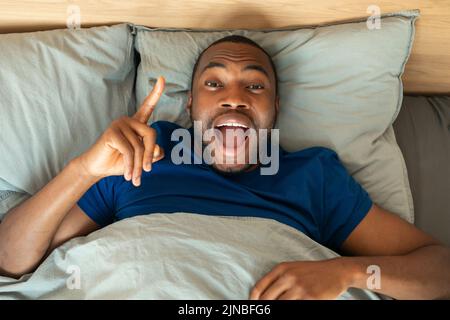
[188,41,279,174]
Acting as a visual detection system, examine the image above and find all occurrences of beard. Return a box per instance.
[209,161,255,175]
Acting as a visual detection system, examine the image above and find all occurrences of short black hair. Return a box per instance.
[190,35,278,95]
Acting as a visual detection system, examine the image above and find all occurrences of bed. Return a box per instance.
[0,0,449,300]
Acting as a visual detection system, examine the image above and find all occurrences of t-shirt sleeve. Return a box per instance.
[77,176,117,227]
[319,150,373,251]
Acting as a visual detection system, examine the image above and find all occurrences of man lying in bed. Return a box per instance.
[1,35,449,300]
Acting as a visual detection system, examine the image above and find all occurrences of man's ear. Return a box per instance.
[186,91,193,115]
[275,95,280,113]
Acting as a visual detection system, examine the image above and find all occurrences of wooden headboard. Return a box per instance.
[1,0,449,94]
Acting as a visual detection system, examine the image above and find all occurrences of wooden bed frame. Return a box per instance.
[0,0,449,94]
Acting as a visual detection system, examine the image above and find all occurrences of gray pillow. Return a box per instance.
[133,10,419,222]
[0,24,136,218]
[393,96,450,245]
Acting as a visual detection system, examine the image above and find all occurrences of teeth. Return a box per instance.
[216,122,248,128]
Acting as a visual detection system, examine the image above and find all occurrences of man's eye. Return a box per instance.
[205,81,222,88]
[248,84,264,90]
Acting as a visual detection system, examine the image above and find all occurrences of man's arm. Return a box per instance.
[0,160,100,278]
[0,76,166,279]
[339,204,450,300]
[48,204,100,253]
[250,204,450,300]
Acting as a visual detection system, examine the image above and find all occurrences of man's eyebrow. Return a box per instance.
[201,61,270,79]
[242,64,270,79]
[201,61,226,74]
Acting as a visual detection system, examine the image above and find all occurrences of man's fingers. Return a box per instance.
[250,263,288,300]
[277,289,299,300]
[118,123,145,187]
[258,276,292,300]
[123,118,163,172]
[107,128,134,181]
[152,144,164,162]
[109,117,164,185]
[142,135,155,172]
[133,76,165,124]
[142,140,164,172]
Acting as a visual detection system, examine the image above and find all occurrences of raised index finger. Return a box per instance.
[133,76,165,123]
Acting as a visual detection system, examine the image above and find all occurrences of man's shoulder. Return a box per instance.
[284,146,338,162]
[277,146,343,179]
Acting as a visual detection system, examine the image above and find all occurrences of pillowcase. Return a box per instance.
[0,24,136,218]
[133,10,419,222]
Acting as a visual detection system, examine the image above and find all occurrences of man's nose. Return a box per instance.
[221,101,248,109]
[220,93,249,109]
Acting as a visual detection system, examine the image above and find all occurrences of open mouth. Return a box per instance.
[213,113,252,133]
[212,116,253,158]
[215,122,249,135]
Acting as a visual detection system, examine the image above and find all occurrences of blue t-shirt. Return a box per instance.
[77,121,372,251]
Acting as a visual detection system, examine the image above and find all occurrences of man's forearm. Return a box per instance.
[0,157,99,277]
[343,244,450,299]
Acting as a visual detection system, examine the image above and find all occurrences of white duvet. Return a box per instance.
[0,213,381,299]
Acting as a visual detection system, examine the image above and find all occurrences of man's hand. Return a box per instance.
[78,76,166,186]
[249,259,354,300]
[0,76,169,277]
